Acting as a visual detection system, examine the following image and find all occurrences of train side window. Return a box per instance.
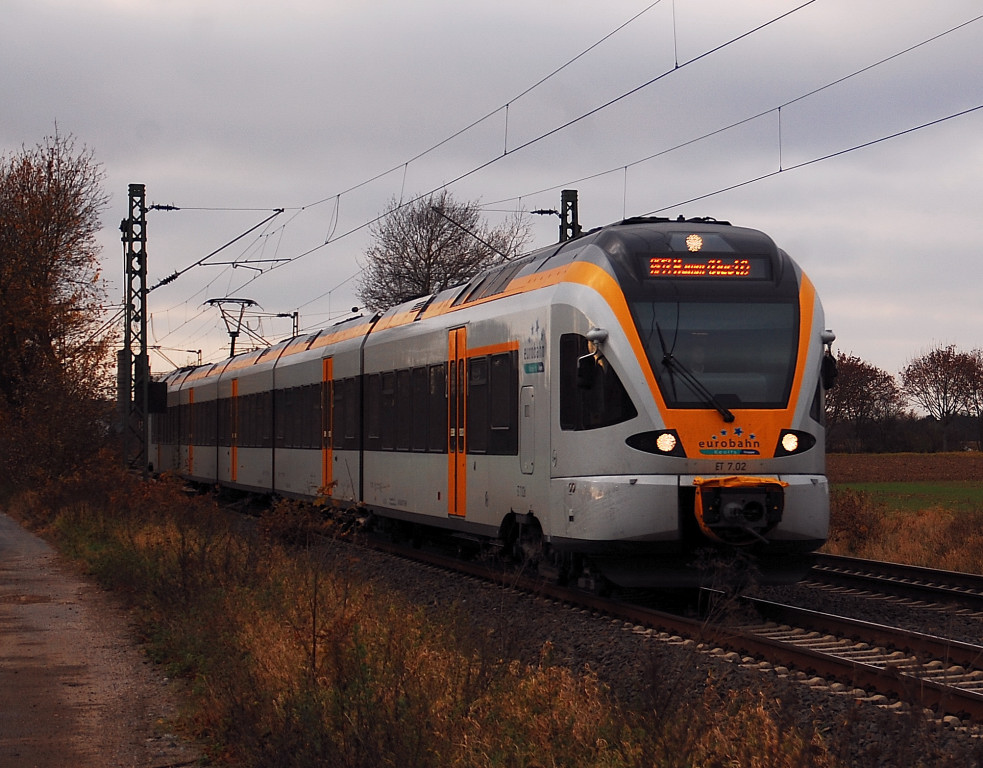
[274,388,289,448]
[260,391,273,449]
[411,367,428,452]
[253,392,265,448]
[190,401,198,444]
[331,377,344,449]
[346,377,361,449]
[467,357,489,454]
[381,371,396,451]
[292,388,301,449]
[210,399,218,445]
[428,364,446,453]
[193,401,203,445]
[810,380,825,426]
[395,369,412,451]
[250,393,263,448]
[254,392,264,447]
[194,400,204,444]
[198,401,205,445]
[218,397,231,447]
[237,395,250,447]
[560,333,637,430]
[489,351,518,454]
[194,401,202,445]
[288,387,300,448]
[203,399,217,446]
[489,353,515,428]
[316,383,324,449]
[332,376,359,450]
[307,381,324,448]
[241,393,255,448]
[366,373,382,447]
[281,386,315,450]
[303,385,314,448]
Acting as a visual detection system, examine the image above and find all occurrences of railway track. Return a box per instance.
[363,534,983,725]
[727,595,983,724]
[809,553,983,611]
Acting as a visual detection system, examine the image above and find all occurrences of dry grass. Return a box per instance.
[827,490,983,572]
[6,454,982,765]
[6,468,841,768]
[826,453,983,573]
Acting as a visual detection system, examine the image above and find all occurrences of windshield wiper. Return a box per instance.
[655,323,735,423]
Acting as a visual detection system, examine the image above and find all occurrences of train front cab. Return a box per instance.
[545,222,831,588]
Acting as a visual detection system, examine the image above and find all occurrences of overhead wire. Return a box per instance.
[489,12,983,210]
[645,103,983,215]
[216,0,820,298]
[148,3,979,359]
[151,0,680,344]
[147,208,284,293]
[301,1,669,212]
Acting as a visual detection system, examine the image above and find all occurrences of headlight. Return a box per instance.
[626,430,686,457]
[774,430,815,457]
[656,432,678,453]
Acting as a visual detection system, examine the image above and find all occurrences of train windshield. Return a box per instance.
[633,300,798,409]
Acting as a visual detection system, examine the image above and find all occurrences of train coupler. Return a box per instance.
[692,476,788,546]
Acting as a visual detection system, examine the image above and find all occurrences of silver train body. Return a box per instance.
[151,217,832,587]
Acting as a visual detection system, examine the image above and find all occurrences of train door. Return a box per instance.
[322,357,333,495]
[448,327,467,517]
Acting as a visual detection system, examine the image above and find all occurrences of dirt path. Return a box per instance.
[0,512,200,767]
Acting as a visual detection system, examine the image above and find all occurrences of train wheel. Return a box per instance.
[536,548,571,586]
[502,513,544,574]
[589,572,613,597]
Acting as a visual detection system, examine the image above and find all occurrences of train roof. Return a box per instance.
[164,216,787,380]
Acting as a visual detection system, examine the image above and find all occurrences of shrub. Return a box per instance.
[826,489,886,556]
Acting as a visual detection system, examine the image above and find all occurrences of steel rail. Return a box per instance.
[733,595,983,722]
[810,554,983,610]
[360,535,983,723]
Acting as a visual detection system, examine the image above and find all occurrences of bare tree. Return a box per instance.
[966,348,983,449]
[0,132,113,484]
[900,344,975,451]
[356,190,530,313]
[825,352,906,452]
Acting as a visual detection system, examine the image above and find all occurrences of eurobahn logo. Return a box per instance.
[698,426,761,456]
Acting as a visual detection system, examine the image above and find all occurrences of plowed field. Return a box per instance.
[827,453,983,484]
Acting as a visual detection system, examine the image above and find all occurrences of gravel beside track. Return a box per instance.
[346,540,983,767]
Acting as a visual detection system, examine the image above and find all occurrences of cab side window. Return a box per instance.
[560,333,637,430]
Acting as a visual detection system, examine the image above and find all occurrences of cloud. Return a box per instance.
[3,0,982,372]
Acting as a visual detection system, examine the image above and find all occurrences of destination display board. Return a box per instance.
[643,254,772,279]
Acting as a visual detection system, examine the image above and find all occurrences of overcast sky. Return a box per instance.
[4,0,982,377]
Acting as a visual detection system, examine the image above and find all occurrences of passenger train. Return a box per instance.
[151,216,836,588]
